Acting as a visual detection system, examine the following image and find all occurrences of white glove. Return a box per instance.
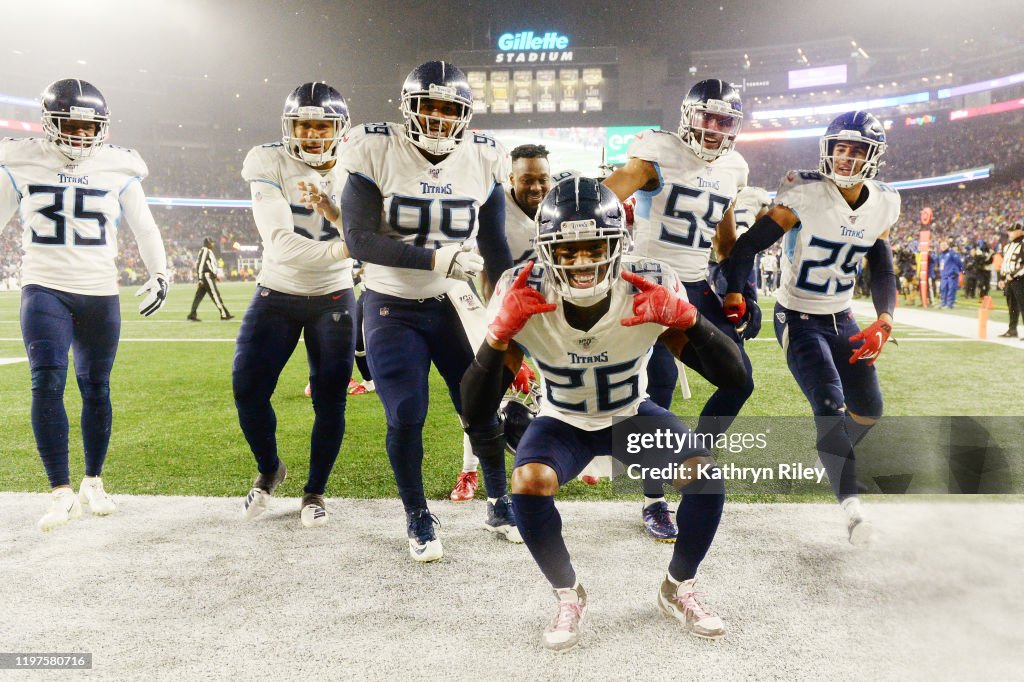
[135,274,170,317]
[432,243,483,282]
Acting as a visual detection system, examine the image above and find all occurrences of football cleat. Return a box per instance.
[483,495,523,543]
[847,516,878,545]
[304,383,312,398]
[658,576,725,640]
[580,475,600,485]
[186,314,201,322]
[346,378,359,393]
[642,500,678,543]
[78,477,116,516]
[542,584,587,652]
[38,487,82,532]
[449,470,479,502]
[349,380,375,396]
[842,497,877,545]
[407,509,443,562]
[300,493,328,528]
[242,460,288,520]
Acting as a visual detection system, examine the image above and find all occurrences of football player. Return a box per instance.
[450,142,550,502]
[235,82,356,528]
[0,79,169,530]
[461,177,746,650]
[602,79,756,541]
[722,111,900,543]
[340,60,516,561]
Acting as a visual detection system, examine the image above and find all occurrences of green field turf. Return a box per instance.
[1,282,1020,499]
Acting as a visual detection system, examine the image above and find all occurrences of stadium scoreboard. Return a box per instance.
[451,30,618,115]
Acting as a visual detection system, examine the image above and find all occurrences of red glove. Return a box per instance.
[722,293,747,326]
[620,271,698,330]
[487,261,557,344]
[849,319,893,365]
[511,362,536,394]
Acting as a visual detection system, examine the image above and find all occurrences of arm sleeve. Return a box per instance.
[249,182,347,265]
[341,173,433,270]
[676,314,747,389]
[476,182,513,285]
[460,341,515,426]
[119,180,168,278]
[724,214,786,294]
[866,238,897,317]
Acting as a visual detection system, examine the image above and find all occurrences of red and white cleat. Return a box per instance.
[449,470,479,502]
[658,576,725,639]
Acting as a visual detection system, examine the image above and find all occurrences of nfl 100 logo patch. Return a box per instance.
[428,168,442,179]
[576,336,596,350]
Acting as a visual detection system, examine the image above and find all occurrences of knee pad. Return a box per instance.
[76,375,110,404]
[808,383,845,417]
[464,419,505,463]
[31,367,67,397]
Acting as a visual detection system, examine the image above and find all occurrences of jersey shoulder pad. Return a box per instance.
[99,144,148,180]
[626,129,675,162]
[870,179,902,225]
[465,130,509,180]
[241,143,286,185]
[0,137,48,168]
[338,122,398,177]
[776,169,824,197]
[621,256,682,295]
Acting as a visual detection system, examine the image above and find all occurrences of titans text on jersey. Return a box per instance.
[773,170,901,315]
[0,137,166,294]
[341,122,507,298]
[628,130,749,283]
[488,256,684,430]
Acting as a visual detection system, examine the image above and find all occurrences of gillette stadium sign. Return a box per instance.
[495,31,574,63]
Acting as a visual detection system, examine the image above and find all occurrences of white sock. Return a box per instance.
[666,573,681,586]
[462,434,479,473]
[644,496,666,508]
[841,496,863,521]
[487,497,498,505]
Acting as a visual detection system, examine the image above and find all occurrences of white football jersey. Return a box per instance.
[0,137,165,295]
[341,122,507,299]
[628,130,749,283]
[242,142,353,295]
[504,186,536,266]
[773,170,901,314]
[489,256,683,430]
[733,186,770,236]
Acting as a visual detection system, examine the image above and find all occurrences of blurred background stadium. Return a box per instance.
[1,0,1022,495]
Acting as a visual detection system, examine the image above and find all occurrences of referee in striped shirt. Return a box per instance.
[187,237,233,321]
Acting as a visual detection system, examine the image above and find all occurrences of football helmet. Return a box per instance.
[535,176,628,306]
[400,60,473,156]
[677,79,743,162]
[41,78,110,160]
[281,82,351,167]
[500,382,541,455]
[819,111,887,188]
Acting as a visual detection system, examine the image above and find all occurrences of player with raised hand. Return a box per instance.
[461,177,747,651]
[602,79,755,540]
[235,82,356,528]
[0,78,169,531]
[340,60,516,562]
[723,111,900,544]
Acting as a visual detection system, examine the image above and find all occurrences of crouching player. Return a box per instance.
[461,177,747,651]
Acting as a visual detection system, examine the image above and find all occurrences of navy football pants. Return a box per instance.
[233,285,356,495]
[20,285,120,488]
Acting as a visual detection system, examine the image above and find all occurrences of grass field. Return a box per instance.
[1,282,1021,499]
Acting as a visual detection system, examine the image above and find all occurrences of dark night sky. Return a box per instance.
[2,0,1021,131]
